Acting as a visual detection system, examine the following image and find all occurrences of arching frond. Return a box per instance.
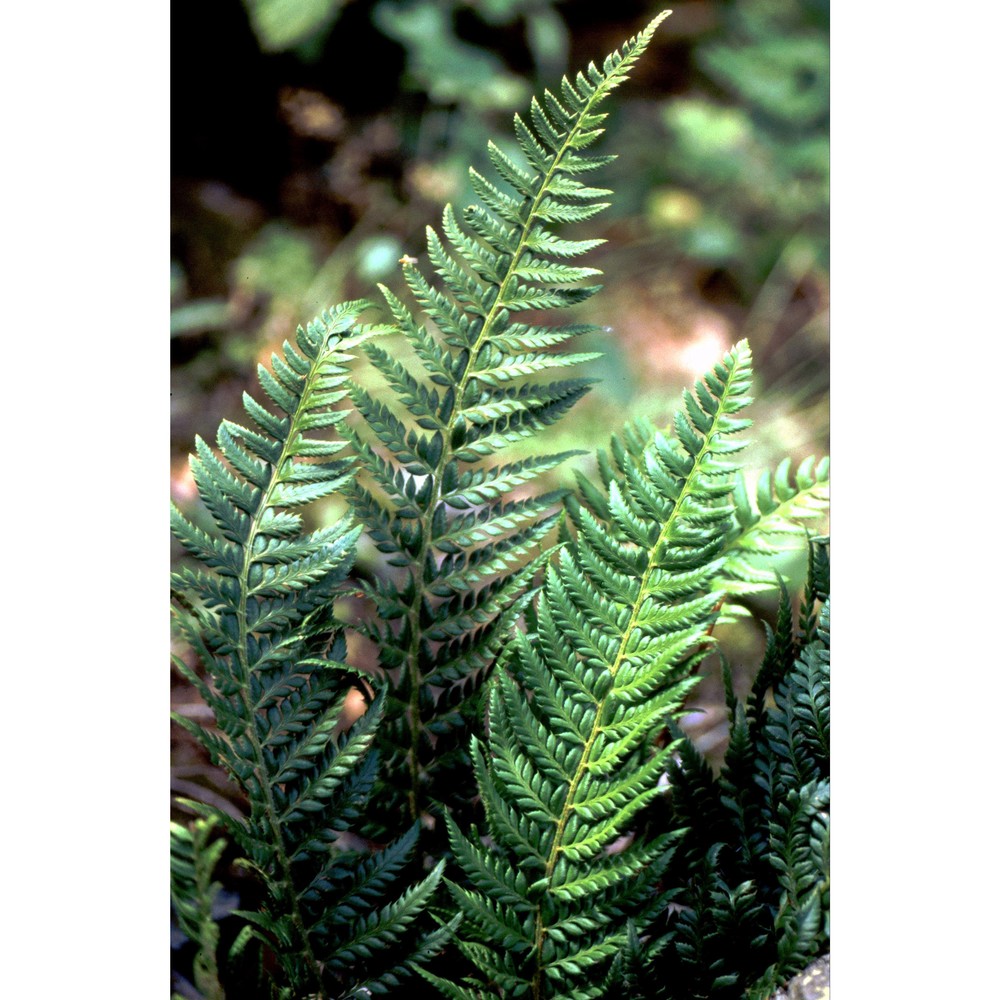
[446,341,755,997]
[171,303,452,997]
[348,9,675,835]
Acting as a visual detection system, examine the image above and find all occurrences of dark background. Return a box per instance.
[171,0,829,476]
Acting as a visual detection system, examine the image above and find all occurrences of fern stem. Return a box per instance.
[398,71,626,823]
[529,373,745,999]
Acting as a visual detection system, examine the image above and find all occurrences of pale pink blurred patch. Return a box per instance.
[605,832,634,856]
[675,314,731,380]
[616,300,734,383]
[171,459,198,504]
[343,687,368,727]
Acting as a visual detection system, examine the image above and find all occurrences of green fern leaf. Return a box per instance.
[171,303,451,996]
[646,551,830,998]
[720,455,830,598]
[348,9,675,836]
[447,340,755,997]
[577,424,828,622]
[170,817,226,1000]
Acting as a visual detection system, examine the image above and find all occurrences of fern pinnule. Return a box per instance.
[348,11,675,833]
[446,340,755,998]
[171,302,452,996]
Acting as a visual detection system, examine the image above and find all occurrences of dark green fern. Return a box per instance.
[439,342,756,998]
[170,303,454,998]
[347,11,674,834]
[616,539,830,1000]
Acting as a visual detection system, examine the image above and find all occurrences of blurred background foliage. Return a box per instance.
[171,0,828,831]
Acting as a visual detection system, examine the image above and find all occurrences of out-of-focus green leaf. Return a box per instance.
[525,4,569,76]
[242,0,348,53]
[374,0,529,110]
[648,0,829,282]
[701,36,829,126]
[231,223,318,304]
[171,300,231,338]
[171,260,187,304]
[356,235,404,282]
[663,100,753,183]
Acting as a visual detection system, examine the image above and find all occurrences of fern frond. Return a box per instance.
[663,849,773,1000]
[171,303,450,996]
[170,817,226,1000]
[767,778,830,980]
[641,571,831,998]
[447,340,755,997]
[576,424,828,616]
[761,610,831,808]
[349,9,674,833]
[799,536,830,641]
[719,455,830,598]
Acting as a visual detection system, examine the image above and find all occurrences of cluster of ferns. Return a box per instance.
[170,13,830,1000]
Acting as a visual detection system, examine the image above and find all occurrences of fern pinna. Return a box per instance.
[437,342,755,998]
[170,303,453,997]
[348,12,673,832]
[616,541,830,1000]
[721,457,830,605]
